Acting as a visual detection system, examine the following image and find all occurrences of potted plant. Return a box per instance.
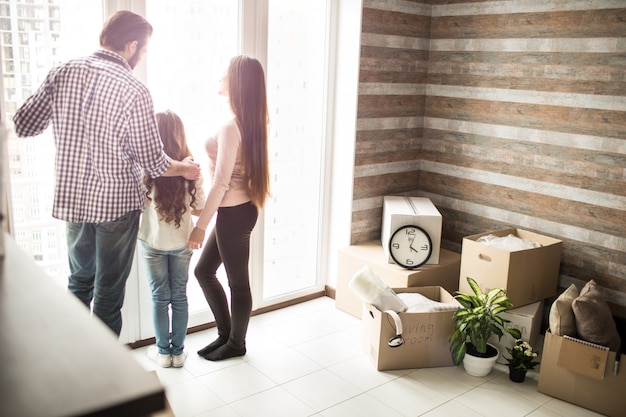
[504,339,540,382]
[449,277,522,376]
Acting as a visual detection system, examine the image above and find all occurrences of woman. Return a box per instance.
[138,110,205,368]
[188,55,270,361]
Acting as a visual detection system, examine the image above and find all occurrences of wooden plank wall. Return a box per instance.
[353,0,626,317]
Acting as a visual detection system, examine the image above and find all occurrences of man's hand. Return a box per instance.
[181,156,201,180]
[161,157,201,180]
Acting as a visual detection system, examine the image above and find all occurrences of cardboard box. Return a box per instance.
[538,331,626,417]
[489,300,543,365]
[336,241,460,319]
[361,286,460,370]
[459,228,562,308]
[381,196,442,265]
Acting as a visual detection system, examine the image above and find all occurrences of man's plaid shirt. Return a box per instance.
[13,49,171,223]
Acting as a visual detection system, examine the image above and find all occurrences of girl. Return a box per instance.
[188,56,270,361]
[139,110,205,368]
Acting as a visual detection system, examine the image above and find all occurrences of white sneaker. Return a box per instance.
[171,351,187,368]
[147,346,172,368]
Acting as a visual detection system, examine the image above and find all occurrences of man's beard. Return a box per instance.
[127,48,142,69]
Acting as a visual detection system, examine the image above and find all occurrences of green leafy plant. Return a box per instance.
[505,339,540,371]
[449,277,522,366]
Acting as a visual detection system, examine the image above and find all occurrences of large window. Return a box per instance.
[143,1,240,332]
[263,1,327,301]
[1,0,102,289]
[2,0,330,343]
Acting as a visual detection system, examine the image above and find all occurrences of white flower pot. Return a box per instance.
[462,343,500,377]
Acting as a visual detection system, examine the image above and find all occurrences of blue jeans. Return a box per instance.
[139,241,192,356]
[66,210,140,336]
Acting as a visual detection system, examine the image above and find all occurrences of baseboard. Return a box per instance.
[325,284,336,299]
[127,290,329,350]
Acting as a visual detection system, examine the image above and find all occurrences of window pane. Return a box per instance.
[147,1,238,150]
[145,1,238,319]
[263,0,327,299]
[3,0,103,288]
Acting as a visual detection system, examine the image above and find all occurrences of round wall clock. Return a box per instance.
[388,225,433,269]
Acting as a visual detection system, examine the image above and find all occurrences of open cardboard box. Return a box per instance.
[459,228,562,308]
[336,242,460,319]
[361,286,460,371]
[537,331,626,417]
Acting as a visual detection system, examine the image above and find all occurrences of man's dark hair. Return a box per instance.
[99,10,153,51]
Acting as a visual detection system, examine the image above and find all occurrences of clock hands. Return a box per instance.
[389,224,433,269]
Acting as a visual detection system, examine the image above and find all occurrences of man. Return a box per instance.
[12,10,201,336]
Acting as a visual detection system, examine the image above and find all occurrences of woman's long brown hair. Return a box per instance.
[144,111,197,227]
[227,55,270,208]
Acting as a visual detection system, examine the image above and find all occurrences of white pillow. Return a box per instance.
[398,292,458,313]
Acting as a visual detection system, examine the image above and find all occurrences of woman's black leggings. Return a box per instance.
[194,201,258,348]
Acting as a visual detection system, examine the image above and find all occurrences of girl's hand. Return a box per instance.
[188,227,206,250]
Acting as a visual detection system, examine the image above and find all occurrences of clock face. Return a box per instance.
[389,225,432,269]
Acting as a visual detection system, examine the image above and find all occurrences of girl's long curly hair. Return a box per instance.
[144,111,196,228]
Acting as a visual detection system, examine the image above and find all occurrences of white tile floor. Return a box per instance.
[130,296,603,417]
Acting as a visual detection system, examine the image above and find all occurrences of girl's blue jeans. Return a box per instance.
[139,240,192,356]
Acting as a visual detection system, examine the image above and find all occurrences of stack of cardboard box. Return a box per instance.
[335,195,566,372]
[336,216,626,416]
[463,229,626,417]
[458,228,563,364]
[335,221,564,371]
[336,197,463,370]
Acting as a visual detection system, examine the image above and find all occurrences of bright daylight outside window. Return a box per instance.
[3,0,328,330]
[145,1,238,320]
[263,1,326,300]
[148,0,327,311]
[2,0,102,288]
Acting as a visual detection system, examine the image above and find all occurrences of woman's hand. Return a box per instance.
[188,226,206,250]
